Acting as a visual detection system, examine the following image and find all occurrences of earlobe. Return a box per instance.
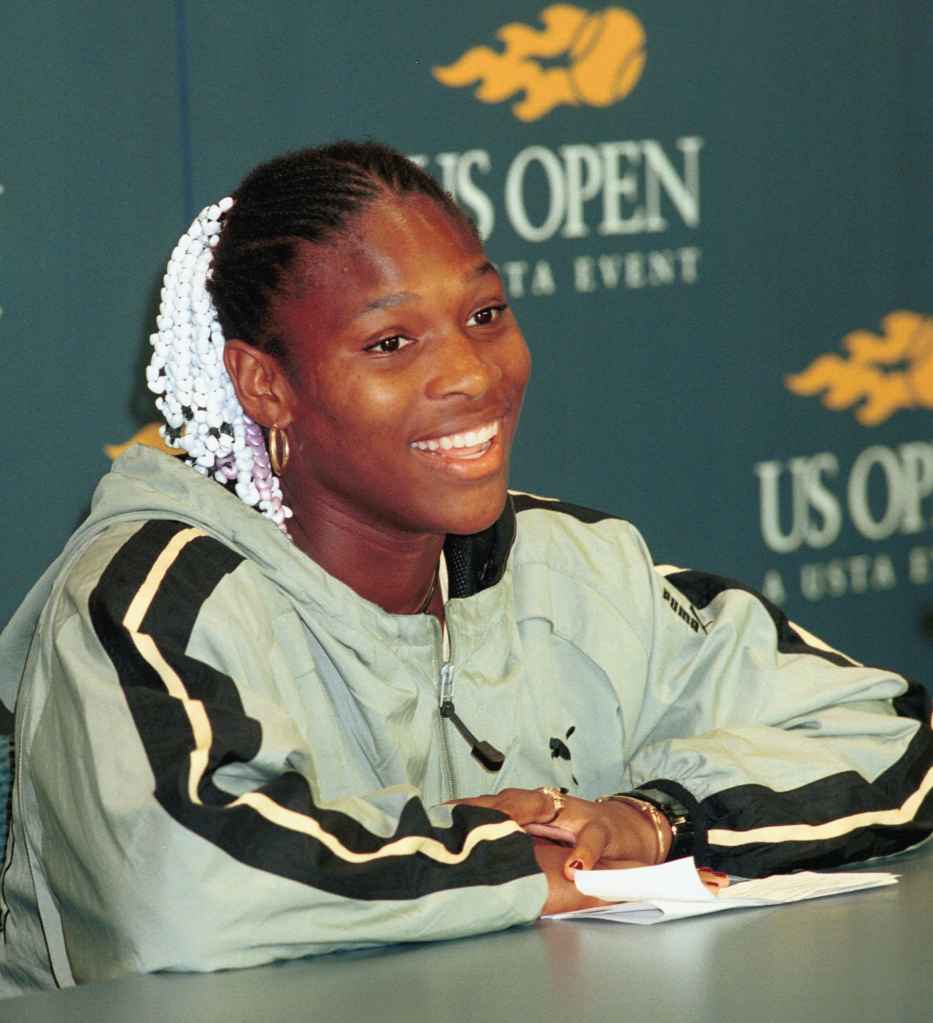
[224,340,295,429]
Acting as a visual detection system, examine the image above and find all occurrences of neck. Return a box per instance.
[287,499,444,616]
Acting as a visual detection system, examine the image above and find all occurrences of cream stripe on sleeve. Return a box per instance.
[708,765,933,848]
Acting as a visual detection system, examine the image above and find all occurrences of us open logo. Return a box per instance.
[434,5,646,122]
[756,310,933,606]
[419,7,700,301]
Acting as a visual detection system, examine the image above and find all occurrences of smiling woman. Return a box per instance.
[1,142,931,996]
[221,187,530,603]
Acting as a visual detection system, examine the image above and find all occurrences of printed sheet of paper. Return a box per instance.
[545,857,899,925]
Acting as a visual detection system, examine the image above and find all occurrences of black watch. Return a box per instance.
[627,788,695,860]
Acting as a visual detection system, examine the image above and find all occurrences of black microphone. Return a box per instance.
[440,699,505,771]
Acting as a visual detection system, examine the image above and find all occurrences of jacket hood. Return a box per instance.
[0,445,517,722]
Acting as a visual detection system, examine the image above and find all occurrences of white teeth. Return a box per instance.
[411,420,499,453]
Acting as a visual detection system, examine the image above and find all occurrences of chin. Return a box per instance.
[434,483,509,537]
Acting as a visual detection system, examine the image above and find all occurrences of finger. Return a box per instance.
[698,868,730,892]
[447,795,497,808]
[451,788,553,826]
[562,820,611,880]
[533,840,611,915]
[524,822,577,846]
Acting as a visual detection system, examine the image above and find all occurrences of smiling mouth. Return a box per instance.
[410,420,499,459]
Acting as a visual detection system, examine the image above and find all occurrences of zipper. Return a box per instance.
[437,660,457,799]
[434,620,505,800]
[439,660,506,776]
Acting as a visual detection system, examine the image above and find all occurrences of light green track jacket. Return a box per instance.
[1,447,931,994]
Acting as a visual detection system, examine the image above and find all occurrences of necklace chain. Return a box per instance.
[416,568,439,614]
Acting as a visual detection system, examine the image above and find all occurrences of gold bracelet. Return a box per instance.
[539,786,566,823]
[597,794,666,864]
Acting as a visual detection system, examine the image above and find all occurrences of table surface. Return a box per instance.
[6,841,933,1023]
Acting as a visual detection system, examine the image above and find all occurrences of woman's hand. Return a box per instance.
[452,787,668,879]
[534,838,729,910]
[453,789,728,911]
[531,839,648,915]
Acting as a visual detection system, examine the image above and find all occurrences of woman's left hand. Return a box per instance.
[451,787,667,879]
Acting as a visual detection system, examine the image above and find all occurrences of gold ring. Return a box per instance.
[539,786,566,823]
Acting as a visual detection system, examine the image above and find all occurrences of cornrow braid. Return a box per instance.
[146,140,469,533]
[208,141,467,351]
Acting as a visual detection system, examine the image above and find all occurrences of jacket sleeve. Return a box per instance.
[19,520,543,984]
[619,527,933,877]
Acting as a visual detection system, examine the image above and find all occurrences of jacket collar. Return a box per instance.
[443,497,517,599]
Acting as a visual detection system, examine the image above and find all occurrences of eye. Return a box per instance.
[468,304,508,328]
[364,335,415,355]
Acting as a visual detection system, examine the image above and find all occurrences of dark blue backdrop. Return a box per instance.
[2,3,931,848]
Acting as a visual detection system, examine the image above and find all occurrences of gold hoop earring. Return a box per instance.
[268,426,290,476]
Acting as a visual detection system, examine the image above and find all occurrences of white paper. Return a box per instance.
[545,857,899,925]
[573,856,715,902]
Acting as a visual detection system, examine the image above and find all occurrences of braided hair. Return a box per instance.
[146,141,469,533]
[209,142,466,357]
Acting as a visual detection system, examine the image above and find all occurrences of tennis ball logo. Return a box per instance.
[433,5,646,122]
[787,311,933,426]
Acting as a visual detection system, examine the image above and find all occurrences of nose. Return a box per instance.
[425,330,501,400]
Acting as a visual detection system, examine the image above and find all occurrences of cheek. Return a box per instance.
[502,335,532,397]
[342,367,417,436]
[299,364,414,451]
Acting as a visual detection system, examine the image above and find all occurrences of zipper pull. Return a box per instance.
[439,662,454,707]
[438,664,504,772]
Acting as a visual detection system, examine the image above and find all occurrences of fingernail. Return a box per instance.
[712,871,728,879]
[568,859,584,872]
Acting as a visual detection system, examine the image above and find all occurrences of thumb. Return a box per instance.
[562,821,609,881]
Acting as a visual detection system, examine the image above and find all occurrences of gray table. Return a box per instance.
[6,842,932,1022]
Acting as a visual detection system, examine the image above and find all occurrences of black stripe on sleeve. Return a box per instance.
[652,567,933,873]
[89,520,538,900]
[645,723,933,875]
[664,568,860,668]
[664,566,932,724]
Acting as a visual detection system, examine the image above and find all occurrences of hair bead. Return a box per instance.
[146,200,293,534]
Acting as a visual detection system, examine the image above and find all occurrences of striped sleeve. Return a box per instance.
[625,553,933,877]
[37,520,542,977]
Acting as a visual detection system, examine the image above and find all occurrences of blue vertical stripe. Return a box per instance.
[175,0,195,222]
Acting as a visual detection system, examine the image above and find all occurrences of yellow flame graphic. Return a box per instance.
[433,5,646,122]
[104,422,182,460]
[786,311,933,426]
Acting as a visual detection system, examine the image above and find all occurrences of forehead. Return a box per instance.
[285,194,484,326]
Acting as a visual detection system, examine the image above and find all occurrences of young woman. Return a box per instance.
[1,142,930,994]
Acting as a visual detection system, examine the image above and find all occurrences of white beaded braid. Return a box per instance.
[146,199,294,534]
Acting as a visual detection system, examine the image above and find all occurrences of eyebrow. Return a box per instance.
[468,260,499,283]
[358,261,500,316]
